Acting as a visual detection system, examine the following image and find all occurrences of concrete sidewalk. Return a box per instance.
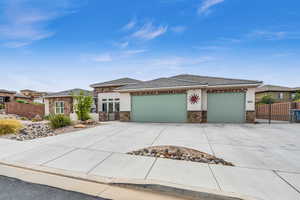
[0,122,299,200]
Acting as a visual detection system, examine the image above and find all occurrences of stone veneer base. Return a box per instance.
[187,111,207,123]
[246,111,256,123]
[120,111,131,122]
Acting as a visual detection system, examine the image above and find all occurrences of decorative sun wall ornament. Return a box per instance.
[189,94,200,104]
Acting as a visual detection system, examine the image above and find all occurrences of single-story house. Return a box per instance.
[91,74,263,123]
[0,89,32,105]
[0,89,16,105]
[43,88,93,118]
[256,85,300,103]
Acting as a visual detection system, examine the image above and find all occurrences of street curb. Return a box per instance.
[0,160,256,200]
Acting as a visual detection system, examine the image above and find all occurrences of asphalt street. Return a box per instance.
[0,175,109,200]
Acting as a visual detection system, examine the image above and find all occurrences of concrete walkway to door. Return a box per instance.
[0,122,299,200]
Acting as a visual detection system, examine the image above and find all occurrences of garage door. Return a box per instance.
[131,94,187,123]
[207,92,245,123]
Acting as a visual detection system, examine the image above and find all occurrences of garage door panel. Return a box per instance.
[131,94,187,123]
[207,93,245,123]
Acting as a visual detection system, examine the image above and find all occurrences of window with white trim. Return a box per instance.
[55,101,64,114]
[278,92,284,99]
[0,97,4,103]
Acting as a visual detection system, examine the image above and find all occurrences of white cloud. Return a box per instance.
[122,19,136,31]
[132,22,168,40]
[92,53,113,62]
[171,26,187,33]
[198,0,224,15]
[248,31,289,40]
[152,56,214,66]
[121,49,147,56]
[0,0,79,48]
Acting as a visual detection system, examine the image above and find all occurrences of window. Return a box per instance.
[291,93,296,100]
[278,92,284,99]
[115,102,120,112]
[101,97,120,113]
[102,103,107,113]
[55,101,64,114]
[0,97,4,103]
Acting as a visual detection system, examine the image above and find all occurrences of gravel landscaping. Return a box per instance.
[0,114,101,141]
[128,145,234,166]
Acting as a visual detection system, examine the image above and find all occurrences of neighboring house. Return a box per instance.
[0,89,16,106]
[0,89,32,105]
[255,85,300,103]
[15,93,33,102]
[43,88,92,116]
[91,74,262,123]
[20,89,49,103]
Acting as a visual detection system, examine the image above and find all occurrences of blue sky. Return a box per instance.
[1,0,300,91]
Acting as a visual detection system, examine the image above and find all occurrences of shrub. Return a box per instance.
[0,119,23,135]
[73,91,93,121]
[44,115,51,120]
[16,99,27,104]
[49,114,71,129]
[293,93,300,102]
[260,95,275,104]
[0,104,4,109]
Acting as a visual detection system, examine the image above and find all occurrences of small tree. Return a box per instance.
[293,92,300,102]
[260,95,275,104]
[73,91,93,121]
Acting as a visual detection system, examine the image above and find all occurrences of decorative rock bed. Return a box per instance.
[128,145,234,166]
[9,122,55,141]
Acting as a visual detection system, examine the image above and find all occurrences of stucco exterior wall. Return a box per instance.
[187,89,202,111]
[201,89,208,111]
[44,99,49,115]
[246,88,256,111]
[120,93,131,111]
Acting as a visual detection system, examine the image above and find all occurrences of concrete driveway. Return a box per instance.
[0,122,300,200]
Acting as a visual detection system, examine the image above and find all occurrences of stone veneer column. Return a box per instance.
[120,111,130,122]
[246,111,255,123]
[99,112,108,121]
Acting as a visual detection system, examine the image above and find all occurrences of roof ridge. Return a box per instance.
[173,74,262,83]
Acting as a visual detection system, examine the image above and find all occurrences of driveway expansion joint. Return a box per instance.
[273,170,300,194]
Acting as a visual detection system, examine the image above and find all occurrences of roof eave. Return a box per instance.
[114,84,208,92]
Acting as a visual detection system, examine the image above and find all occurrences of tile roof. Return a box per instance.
[171,74,262,86]
[15,93,31,98]
[44,88,92,98]
[115,77,207,91]
[0,89,16,94]
[255,85,293,93]
[116,74,262,91]
[90,78,142,88]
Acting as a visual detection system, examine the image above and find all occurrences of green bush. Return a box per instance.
[16,99,27,104]
[49,114,71,129]
[260,95,275,104]
[73,91,93,121]
[0,104,4,109]
[0,119,23,135]
[293,92,300,102]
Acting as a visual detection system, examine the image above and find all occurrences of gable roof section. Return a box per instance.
[15,93,32,98]
[171,74,262,86]
[44,88,91,98]
[256,85,293,93]
[115,77,207,91]
[90,78,142,88]
[0,89,16,94]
